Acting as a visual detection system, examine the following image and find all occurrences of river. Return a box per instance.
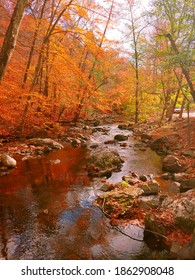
[0,124,168,260]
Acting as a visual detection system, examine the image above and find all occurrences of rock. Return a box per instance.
[118,124,128,130]
[118,123,134,130]
[114,134,128,141]
[168,181,180,194]
[182,148,195,158]
[71,139,81,148]
[104,140,116,145]
[137,181,160,195]
[180,178,195,191]
[27,138,64,150]
[161,189,195,233]
[93,121,100,127]
[139,175,148,182]
[144,190,195,251]
[0,153,16,169]
[173,172,188,182]
[120,143,128,147]
[141,133,152,142]
[163,155,184,173]
[90,144,99,149]
[144,213,172,243]
[95,186,144,217]
[82,125,90,130]
[50,159,61,164]
[100,183,111,192]
[139,198,160,210]
[161,173,172,180]
[87,150,123,177]
[122,175,140,185]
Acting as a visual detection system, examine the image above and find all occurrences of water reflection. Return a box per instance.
[0,127,165,260]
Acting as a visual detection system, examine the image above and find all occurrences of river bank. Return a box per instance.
[0,115,195,259]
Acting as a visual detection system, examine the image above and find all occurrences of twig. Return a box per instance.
[112,225,144,242]
[98,202,167,241]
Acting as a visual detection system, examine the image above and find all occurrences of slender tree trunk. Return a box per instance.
[166,33,195,102]
[0,0,29,82]
[168,88,180,121]
[43,40,50,96]
[179,97,185,118]
[23,0,48,87]
[31,0,74,92]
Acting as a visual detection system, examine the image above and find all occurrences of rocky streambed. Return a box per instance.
[0,120,195,259]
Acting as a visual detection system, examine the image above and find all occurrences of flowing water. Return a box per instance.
[0,125,167,260]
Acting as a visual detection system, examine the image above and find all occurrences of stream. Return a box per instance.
[0,124,168,260]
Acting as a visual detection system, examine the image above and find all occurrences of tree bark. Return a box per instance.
[166,33,195,102]
[0,0,29,82]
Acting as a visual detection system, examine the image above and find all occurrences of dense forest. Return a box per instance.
[0,0,195,137]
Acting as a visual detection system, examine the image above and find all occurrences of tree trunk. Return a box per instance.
[0,0,29,82]
[168,88,180,121]
[23,0,48,87]
[166,33,195,102]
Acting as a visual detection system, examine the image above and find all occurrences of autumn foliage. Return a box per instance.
[1,0,195,138]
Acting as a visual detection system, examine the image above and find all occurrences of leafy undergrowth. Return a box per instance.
[166,230,192,246]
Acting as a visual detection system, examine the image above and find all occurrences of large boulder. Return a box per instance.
[94,184,144,218]
[145,190,195,241]
[144,190,195,257]
[87,150,123,177]
[163,155,184,173]
[161,190,195,233]
[0,153,16,169]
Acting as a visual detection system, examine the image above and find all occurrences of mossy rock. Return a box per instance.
[87,150,123,177]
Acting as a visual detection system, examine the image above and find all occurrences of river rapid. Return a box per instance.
[0,124,168,260]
